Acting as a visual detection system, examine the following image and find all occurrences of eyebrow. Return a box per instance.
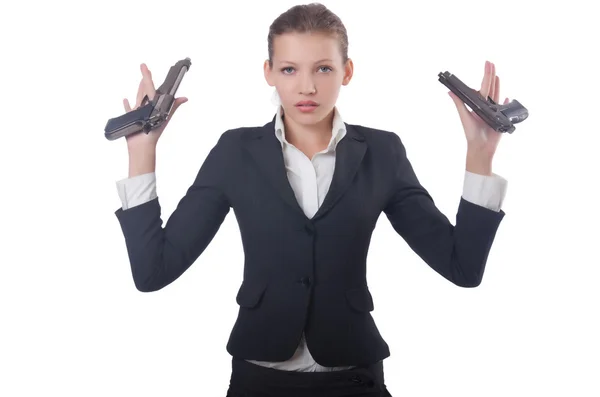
[279,59,334,65]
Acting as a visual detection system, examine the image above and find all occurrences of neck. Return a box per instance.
[282,107,334,149]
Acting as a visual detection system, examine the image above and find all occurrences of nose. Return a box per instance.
[299,72,316,95]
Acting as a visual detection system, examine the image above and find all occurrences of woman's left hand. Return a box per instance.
[448,60,509,160]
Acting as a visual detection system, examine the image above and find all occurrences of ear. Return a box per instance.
[264,59,275,87]
[342,58,354,86]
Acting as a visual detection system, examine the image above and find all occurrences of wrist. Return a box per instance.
[128,146,156,178]
[465,149,493,176]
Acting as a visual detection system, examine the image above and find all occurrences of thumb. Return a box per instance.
[170,97,188,114]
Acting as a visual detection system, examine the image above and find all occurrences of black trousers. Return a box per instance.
[226,358,392,397]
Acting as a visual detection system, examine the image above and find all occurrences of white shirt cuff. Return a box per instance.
[461,170,507,212]
[116,172,157,210]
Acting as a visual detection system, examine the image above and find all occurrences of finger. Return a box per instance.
[474,88,487,106]
[488,62,496,100]
[480,61,492,99]
[174,96,188,107]
[141,63,156,100]
[169,97,188,116]
[135,79,145,108]
[123,98,132,112]
[492,75,500,104]
[490,62,496,99]
[504,97,509,104]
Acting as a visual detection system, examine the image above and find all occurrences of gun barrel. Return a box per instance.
[157,58,192,96]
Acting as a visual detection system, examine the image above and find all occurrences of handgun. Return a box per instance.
[104,57,192,141]
[438,71,528,134]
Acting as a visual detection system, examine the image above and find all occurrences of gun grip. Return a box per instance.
[104,103,154,139]
[499,100,529,124]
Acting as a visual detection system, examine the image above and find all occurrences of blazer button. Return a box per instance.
[350,375,364,384]
[299,277,311,287]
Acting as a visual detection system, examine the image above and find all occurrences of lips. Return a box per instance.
[295,101,319,107]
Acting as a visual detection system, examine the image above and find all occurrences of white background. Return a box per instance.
[1,0,599,396]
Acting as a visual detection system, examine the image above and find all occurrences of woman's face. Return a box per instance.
[264,31,353,126]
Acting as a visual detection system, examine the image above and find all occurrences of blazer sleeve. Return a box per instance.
[383,133,505,287]
[114,133,232,292]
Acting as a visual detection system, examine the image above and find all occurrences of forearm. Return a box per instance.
[128,146,156,178]
[465,147,493,176]
[115,131,233,292]
[385,133,506,287]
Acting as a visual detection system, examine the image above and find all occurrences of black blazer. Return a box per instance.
[114,115,505,367]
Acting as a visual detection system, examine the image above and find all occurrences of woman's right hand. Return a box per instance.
[123,63,188,152]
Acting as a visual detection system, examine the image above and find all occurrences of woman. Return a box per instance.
[114,3,508,396]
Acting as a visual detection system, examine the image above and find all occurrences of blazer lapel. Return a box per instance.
[243,116,308,219]
[242,117,367,221]
[312,124,366,221]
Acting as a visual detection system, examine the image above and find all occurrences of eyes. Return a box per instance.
[281,66,333,75]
